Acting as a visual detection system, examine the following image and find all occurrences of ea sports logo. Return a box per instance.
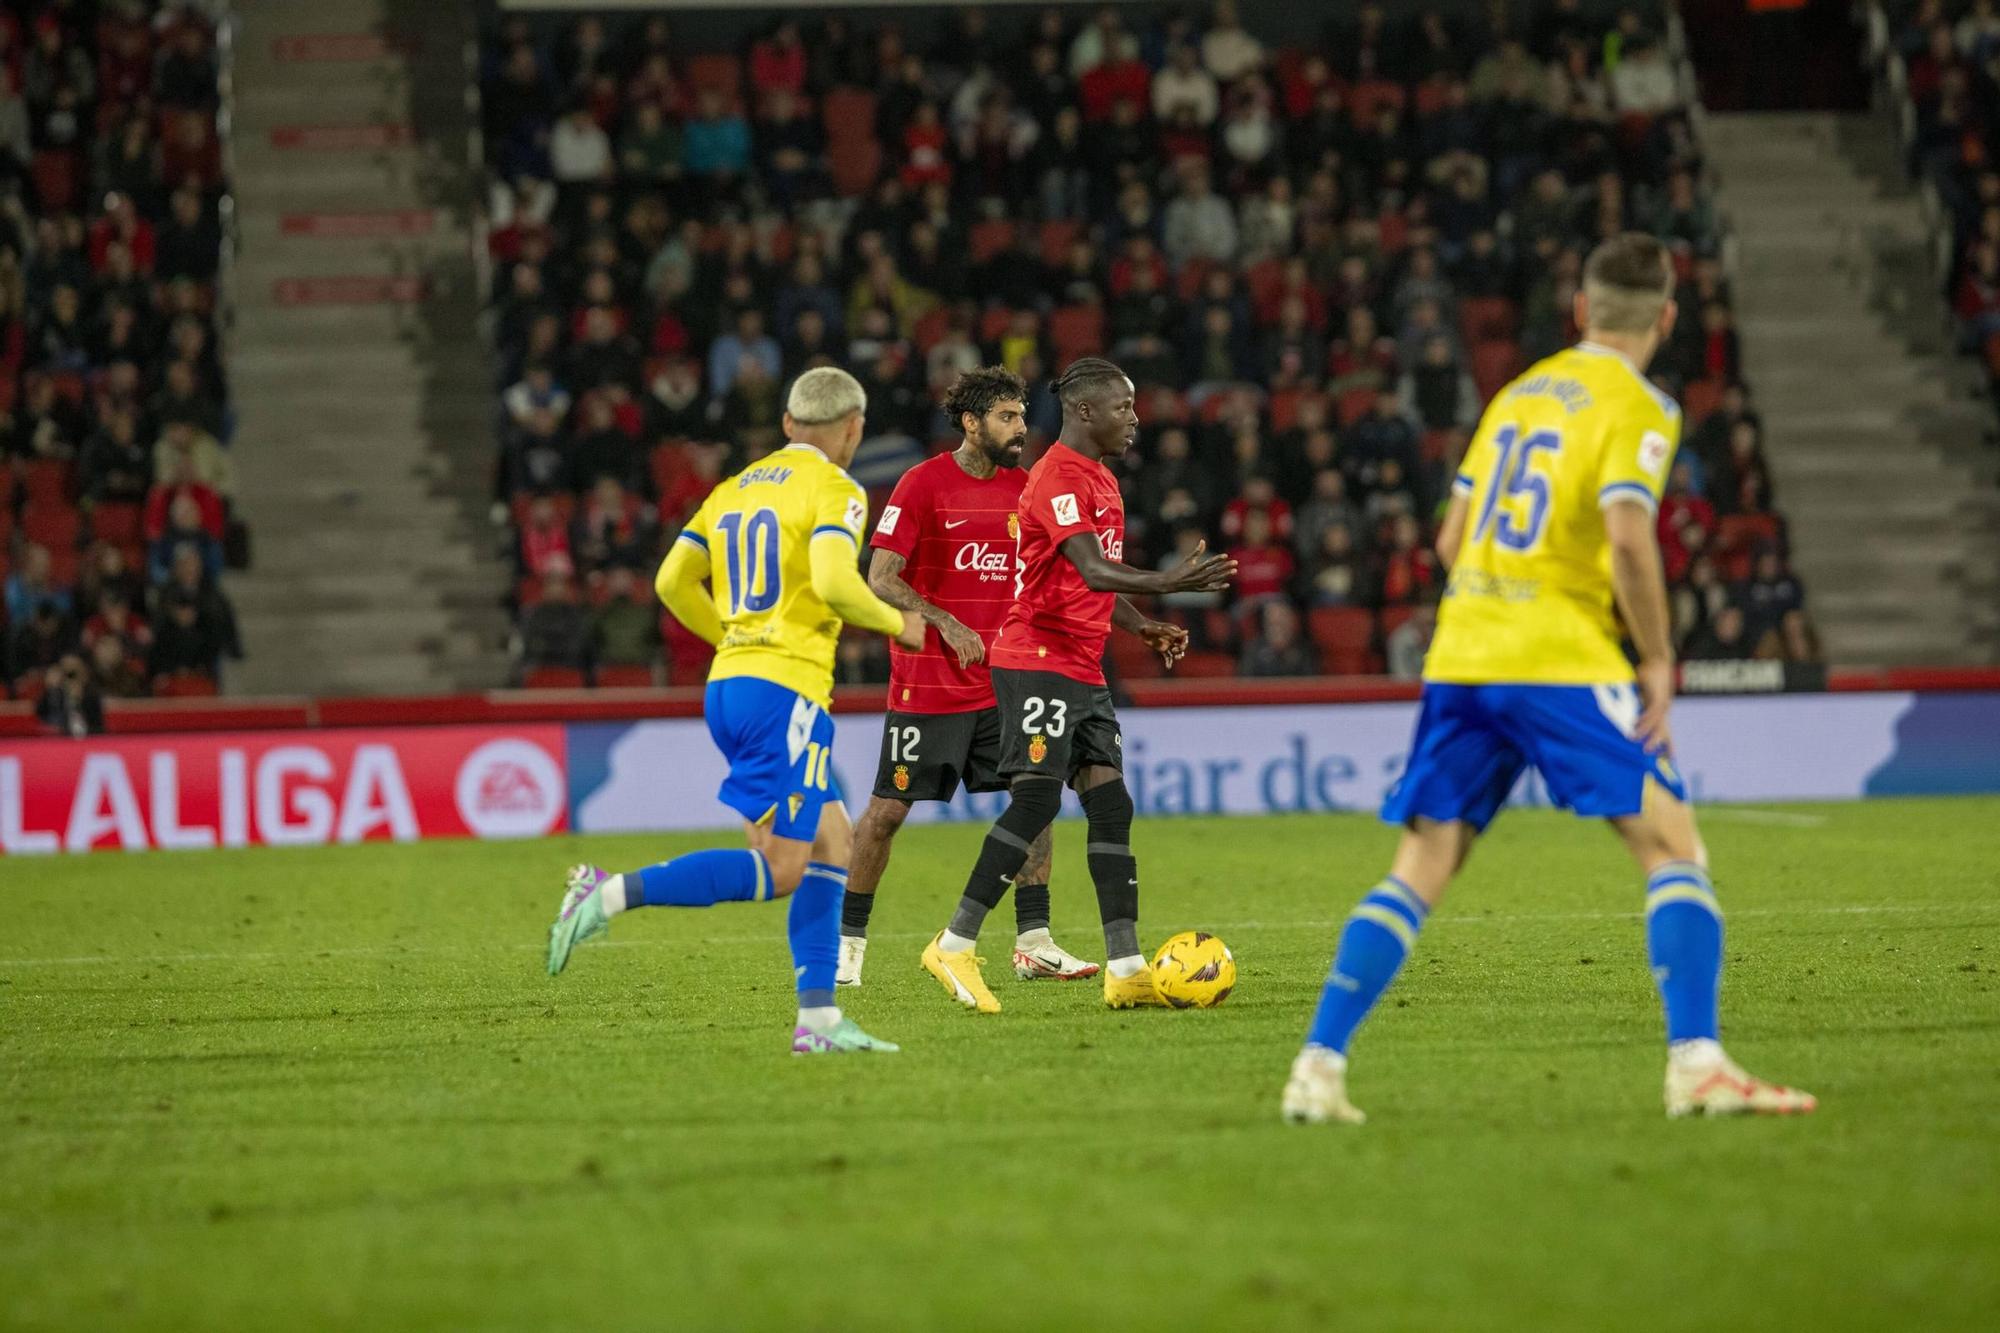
[455,739,563,839]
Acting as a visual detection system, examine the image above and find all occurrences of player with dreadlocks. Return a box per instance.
[837,367,1099,988]
[918,357,1238,1014]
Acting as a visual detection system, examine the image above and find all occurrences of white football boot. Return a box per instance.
[1665,1049,1818,1118]
[1011,931,1102,980]
[1281,1046,1366,1125]
[835,935,867,987]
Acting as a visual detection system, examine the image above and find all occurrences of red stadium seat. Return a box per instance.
[21,501,82,552]
[593,664,657,688]
[90,501,144,546]
[1347,79,1406,122]
[1334,386,1379,427]
[1244,257,1285,314]
[510,491,575,529]
[663,614,716,686]
[21,459,74,506]
[12,672,46,704]
[1307,607,1376,675]
[1457,296,1520,345]
[649,445,690,498]
[522,666,586,689]
[1049,304,1105,361]
[828,137,882,197]
[1038,219,1083,267]
[153,671,219,698]
[1376,209,1409,255]
[912,306,952,355]
[30,149,77,212]
[1470,340,1522,401]
[977,305,1022,343]
[1108,633,1165,680]
[1173,651,1239,678]
[1175,259,1216,299]
[821,87,877,144]
[1680,377,1726,425]
[686,54,742,103]
[1139,386,1189,423]
[1269,389,1325,433]
[1377,605,1418,643]
[515,576,543,608]
[1201,608,1236,650]
[968,220,1017,264]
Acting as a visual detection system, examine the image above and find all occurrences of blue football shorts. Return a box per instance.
[704,677,839,842]
[1381,682,1688,831]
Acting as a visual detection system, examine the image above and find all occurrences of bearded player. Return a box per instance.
[918,357,1236,1014]
[1281,235,1817,1123]
[838,368,1102,987]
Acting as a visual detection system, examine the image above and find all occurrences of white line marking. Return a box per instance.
[0,903,1985,969]
[1698,807,1830,828]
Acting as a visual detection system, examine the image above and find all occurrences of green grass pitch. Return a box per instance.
[4,797,1997,1331]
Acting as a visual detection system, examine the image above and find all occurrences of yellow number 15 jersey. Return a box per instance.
[1423,342,1681,685]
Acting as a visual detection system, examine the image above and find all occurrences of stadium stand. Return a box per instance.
[1,0,239,722]
[479,1,1819,686]
[1877,0,2000,408]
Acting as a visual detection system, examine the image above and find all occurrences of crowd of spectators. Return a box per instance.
[1887,2,2000,403]
[0,1,239,726]
[482,1,1815,687]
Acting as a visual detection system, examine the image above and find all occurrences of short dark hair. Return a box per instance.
[1049,356,1128,409]
[941,366,1028,428]
[1583,232,1672,332]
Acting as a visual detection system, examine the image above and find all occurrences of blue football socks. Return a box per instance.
[1304,876,1429,1054]
[789,862,847,1009]
[629,848,771,908]
[1645,860,1723,1042]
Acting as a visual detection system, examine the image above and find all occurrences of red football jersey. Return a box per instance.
[989,441,1124,685]
[870,452,1027,713]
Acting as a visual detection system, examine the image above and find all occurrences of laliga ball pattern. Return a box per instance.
[1151,931,1236,1009]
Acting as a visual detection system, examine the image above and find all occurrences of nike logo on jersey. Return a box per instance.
[943,518,970,529]
[1094,506,1110,517]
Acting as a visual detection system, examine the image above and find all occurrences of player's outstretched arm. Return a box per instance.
[1057,534,1236,596]
[868,548,984,667]
[809,534,927,649]
[1113,596,1188,667]
[1604,499,1675,751]
[656,537,723,646]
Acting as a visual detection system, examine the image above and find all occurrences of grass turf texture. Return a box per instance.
[3,798,1997,1332]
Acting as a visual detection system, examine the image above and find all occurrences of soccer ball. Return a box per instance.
[1151,931,1236,1009]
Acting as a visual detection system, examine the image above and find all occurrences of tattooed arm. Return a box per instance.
[867,548,985,668]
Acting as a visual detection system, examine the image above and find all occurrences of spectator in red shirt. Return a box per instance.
[143,455,225,542]
[1657,458,1715,583]
[1377,513,1440,605]
[1220,474,1294,545]
[518,495,573,579]
[81,585,151,661]
[1227,506,1296,611]
[1699,301,1741,382]
[88,193,155,274]
[749,21,806,97]
[899,102,952,190]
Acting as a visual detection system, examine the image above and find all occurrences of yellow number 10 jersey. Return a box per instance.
[677,443,881,707]
[1423,342,1682,685]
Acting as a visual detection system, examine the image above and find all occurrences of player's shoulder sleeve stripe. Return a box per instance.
[1451,470,1476,496]
[1598,481,1659,513]
[811,523,858,542]
[675,527,708,549]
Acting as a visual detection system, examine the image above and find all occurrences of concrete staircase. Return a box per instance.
[223,0,507,695]
[1704,112,2000,666]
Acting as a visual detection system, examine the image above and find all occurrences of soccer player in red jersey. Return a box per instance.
[839,368,1099,987]
[919,358,1237,1013]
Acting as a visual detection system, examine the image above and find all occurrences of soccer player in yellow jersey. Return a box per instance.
[545,368,927,1055]
[1283,235,1817,1123]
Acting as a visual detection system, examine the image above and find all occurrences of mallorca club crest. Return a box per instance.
[892,764,911,792]
[1006,512,1020,540]
[787,793,805,821]
[1027,733,1048,765]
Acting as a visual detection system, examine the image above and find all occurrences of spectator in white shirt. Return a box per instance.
[1610,37,1681,116]
[1163,163,1239,267]
[1201,0,1265,83]
[1068,7,1138,78]
[549,103,612,182]
[1152,43,1219,125]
